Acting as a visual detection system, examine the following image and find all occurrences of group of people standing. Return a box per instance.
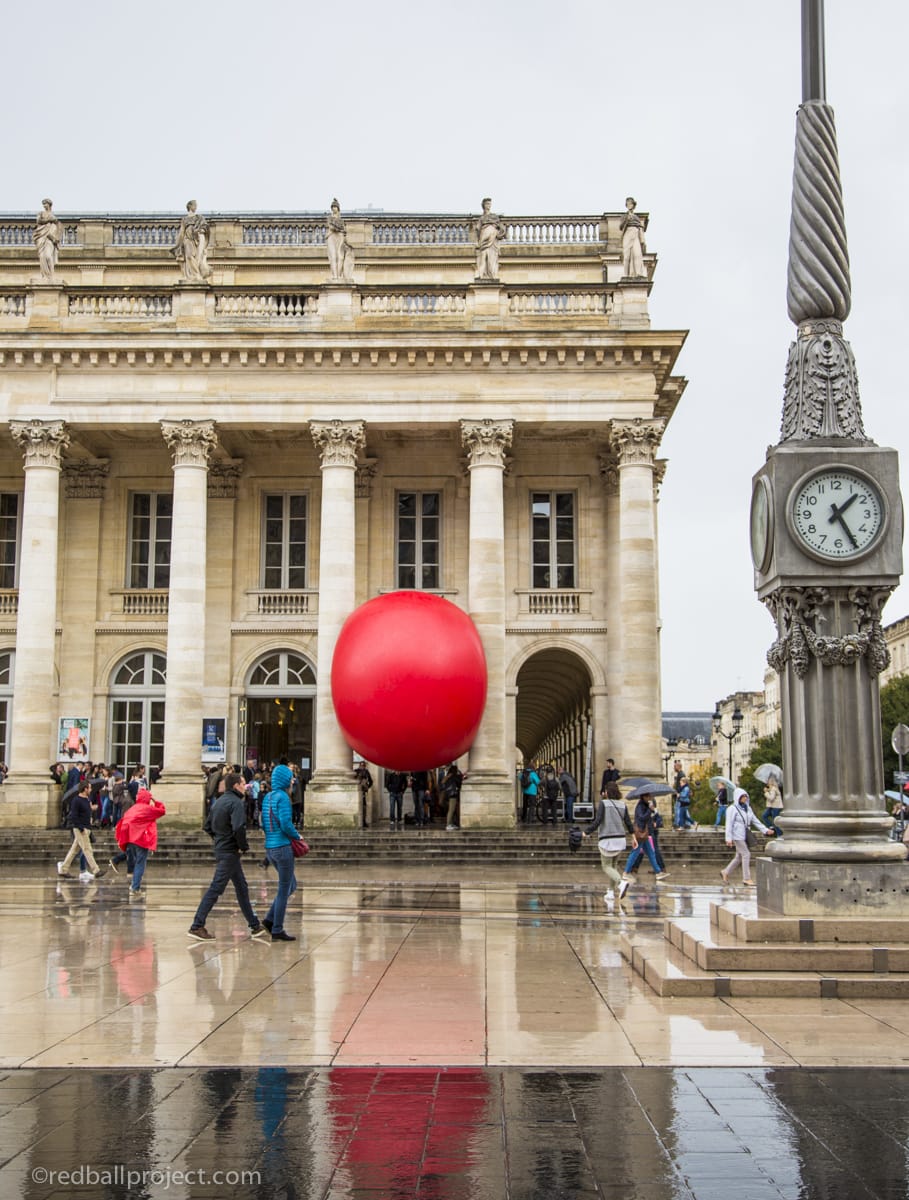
[519,762,580,824]
[381,764,465,831]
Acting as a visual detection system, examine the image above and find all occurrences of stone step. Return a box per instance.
[620,932,909,999]
[710,900,909,944]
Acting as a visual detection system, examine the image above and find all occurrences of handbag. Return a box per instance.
[267,799,309,858]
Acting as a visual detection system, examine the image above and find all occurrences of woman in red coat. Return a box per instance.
[115,788,165,897]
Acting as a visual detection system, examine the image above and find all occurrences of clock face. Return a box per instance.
[750,476,773,571]
[788,467,886,561]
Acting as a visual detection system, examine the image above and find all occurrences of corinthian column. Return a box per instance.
[612,418,663,777]
[3,420,70,827]
[307,419,365,826]
[460,418,515,827]
[160,420,217,816]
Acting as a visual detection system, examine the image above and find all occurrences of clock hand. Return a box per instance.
[828,499,859,548]
[828,492,859,521]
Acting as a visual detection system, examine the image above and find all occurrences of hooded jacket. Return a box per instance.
[262,764,302,849]
[725,787,770,843]
[115,788,166,851]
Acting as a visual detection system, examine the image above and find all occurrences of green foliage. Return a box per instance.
[739,728,783,810]
[688,760,721,825]
[880,674,909,787]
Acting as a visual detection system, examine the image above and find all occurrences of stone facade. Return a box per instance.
[0,206,686,827]
[881,614,909,686]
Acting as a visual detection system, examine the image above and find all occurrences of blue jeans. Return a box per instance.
[130,845,149,891]
[264,843,297,935]
[193,853,258,930]
[388,791,404,823]
[623,837,662,875]
[564,795,576,823]
[714,804,728,827]
[678,803,695,829]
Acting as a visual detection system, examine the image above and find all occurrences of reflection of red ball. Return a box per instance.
[331,592,487,770]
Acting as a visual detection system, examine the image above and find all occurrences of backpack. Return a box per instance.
[520,768,532,789]
[543,774,561,801]
[567,826,583,853]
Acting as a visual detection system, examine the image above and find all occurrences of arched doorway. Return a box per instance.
[243,650,316,770]
[515,647,593,803]
[0,650,13,766]
[108,650,166,770]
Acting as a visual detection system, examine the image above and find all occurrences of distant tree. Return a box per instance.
[689,759,722,825]
[880,673,909,787]
[739,729,783,811]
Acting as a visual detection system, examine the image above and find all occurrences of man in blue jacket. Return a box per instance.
[188,772,268,941]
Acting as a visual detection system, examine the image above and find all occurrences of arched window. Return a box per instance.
[109,651,166,770]
[248,651,315,690]
[0,650,13,764]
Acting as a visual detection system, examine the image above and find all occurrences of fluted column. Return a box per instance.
[307,420,365,827]
[598,450,622,769]
[612,419,663,777]
[2,421,69,826]
[460,419,515,827]
[160,420,217,807]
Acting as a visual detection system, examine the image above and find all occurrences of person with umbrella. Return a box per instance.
[756,764,784,837]
[619,781,671,899]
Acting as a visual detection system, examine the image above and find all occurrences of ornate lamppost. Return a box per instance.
[712,707,743,781]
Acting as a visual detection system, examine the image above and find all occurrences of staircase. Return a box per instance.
[0,826,756,871]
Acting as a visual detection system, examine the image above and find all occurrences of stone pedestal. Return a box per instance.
[459,771,516,829]
[0,780,59,829]
[611,282,650,328]
[468,282,504,320]
[148,777,207,829]
[27,283,65,328]
[757,856,909,916]
[318,285,358,322]
[173,283,210,327]
[304,770,358,828]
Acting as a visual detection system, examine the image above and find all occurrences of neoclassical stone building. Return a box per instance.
[0,203,686,826]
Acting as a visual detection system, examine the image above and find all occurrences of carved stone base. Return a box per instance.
[150,777,207,828]
[757,856,909,916]
[0,780,59,829]
[305,770,358,828]
[459,771,516,829]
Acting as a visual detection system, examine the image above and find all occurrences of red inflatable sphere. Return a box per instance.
[331,591,487,770]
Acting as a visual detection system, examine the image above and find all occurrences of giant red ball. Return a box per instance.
[331,591,487,770]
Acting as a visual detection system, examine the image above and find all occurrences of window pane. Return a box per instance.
[422,494,439,517]
[555,493,573,517]
[533,565,550,588]
[398,494,416,517]
[398,565,416,589]
[557,564,575,588]
[421,563,439,589]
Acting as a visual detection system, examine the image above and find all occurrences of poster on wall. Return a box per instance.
[58,718,90,763]
[201,718,226,764]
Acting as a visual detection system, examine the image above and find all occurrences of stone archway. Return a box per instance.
[515,647,593,799]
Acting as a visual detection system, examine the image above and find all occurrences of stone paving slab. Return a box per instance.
[0,1065,907,1200]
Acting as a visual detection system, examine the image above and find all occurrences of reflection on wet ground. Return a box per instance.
[1,1065,908,1199]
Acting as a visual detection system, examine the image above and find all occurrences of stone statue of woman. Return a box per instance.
[326,199,355,282]
[619,197,647,279]
[33,199,64,282]
[172,200,212,283]
[474,198,506,280]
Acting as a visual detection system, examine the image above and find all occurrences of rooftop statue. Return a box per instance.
[172,200,212,283]
[619,196,647,279]
[474,198,506,281]
[33,199,64,283]
[326,199,355,283]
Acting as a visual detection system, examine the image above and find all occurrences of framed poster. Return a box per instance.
[201,717,226,764]
[58,717,90,763]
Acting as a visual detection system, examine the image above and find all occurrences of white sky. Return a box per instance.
[4,0,907,711]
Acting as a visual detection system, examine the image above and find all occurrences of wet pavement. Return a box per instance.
[1,864,908,1196]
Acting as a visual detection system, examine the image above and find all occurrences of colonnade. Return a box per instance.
[1,414,664,828]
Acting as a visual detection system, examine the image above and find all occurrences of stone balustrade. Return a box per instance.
[360,291,467,315]
[506,220,601,244]
[520,590,586,616]
[0,591,18,616]
[214,291,318,318]
[242,222,326,246]
[253,590,317,616]
[69,293,173,318]
[371,221,472,245]
[508,290,611,316]
[117,590,169,617]
[111,223,180,246]
[0,222,78,247]
[0,295,26,317]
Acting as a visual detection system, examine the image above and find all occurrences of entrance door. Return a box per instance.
[244,651,316,773]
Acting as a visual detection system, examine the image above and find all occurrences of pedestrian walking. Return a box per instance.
[188,772,269,941]
[261,763,301,942]
[57,782,107,880]
[583,782,634,907]
[721,787,775,886]
[619,785,669,898]
[113,787,165,897]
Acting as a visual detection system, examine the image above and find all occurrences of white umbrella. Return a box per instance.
[709,775,735,795]
[755,763,784,785]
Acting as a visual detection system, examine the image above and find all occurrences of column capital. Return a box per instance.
[208,459,243,499]
[10,419,70,468]
[460,418,513,468]
[161,419,218,467]
[597,450,619,496]
[611,418,665,467]
[311,420,365,468]
[355,457,378,498]
[63,458,109,499]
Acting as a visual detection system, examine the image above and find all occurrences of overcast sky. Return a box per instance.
[4,0,907,711]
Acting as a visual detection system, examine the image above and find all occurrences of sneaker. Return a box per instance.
[621,873,633,882]
[56,861,71,878]
[249,923,270,939]
[271,930,296,942]
[618,879,630,900]
[187,926,214,941]
[603,891,615,903]
[445,824,457,832]
[107,858,120,875]
[128,889,145,900]
[78,871,94,883]
[655,872,670,881]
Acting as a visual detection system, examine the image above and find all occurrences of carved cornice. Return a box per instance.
[611,418,664,467]
[764,584,892,679]
[10,419,70,468]
[63,458,110,498]
[310,420,365,468]
[161,419,218,468]
[355,458,378,498]
[208,459,243,498]
[460,419,513,468]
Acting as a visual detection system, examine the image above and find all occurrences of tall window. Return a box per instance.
[109,651,166,769]
[0,651,13,764]
[396,492,440,589]
[128,493,172,589]
[531,492,576,588]
[262,494,307,589]
[0,494,20,589]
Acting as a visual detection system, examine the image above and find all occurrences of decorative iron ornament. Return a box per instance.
[764,584,892,679]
